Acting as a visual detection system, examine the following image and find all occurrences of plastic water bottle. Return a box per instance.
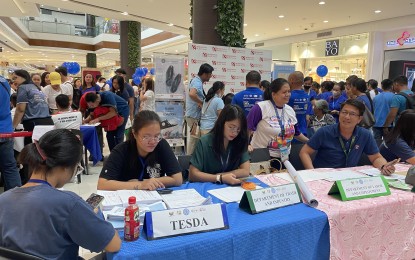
[124,196,139,241]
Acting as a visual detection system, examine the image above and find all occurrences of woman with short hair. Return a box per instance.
[308,99,336,136]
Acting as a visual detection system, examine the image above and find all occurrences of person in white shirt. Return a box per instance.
[55,66,73,104]
[42,72,72,114]
[52,94,82,130]
[140,77,155,111]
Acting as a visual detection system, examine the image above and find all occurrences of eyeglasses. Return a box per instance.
[139,135,162,143]
[340,110,360,117]
[225,124,241,133]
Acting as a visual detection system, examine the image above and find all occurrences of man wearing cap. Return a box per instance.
[42,72,73,114]
[115,68,135,121]
[55,66,73,105]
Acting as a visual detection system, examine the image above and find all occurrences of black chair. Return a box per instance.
[68,129,86,183]
[178,155,191,183]
[250,148,271,163]
[0,246,43,260]
[289,143,307,170]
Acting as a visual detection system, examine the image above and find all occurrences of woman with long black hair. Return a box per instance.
[200,81,225,135]
[111,75,129,102]
[380,109,415,164]
[189,104,250,185]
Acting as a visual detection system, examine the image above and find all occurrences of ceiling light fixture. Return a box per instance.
[243,23,247,26]
[323,20,328,23]
[121,11,128,15]
[278,15,284,18]
[167,23,174,26]
[374,10,381,13]
[285,28,289,31]
[319,1,326,5]
[254,34,259,37]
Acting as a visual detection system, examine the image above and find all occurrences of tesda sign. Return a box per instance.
[325,39,339,56]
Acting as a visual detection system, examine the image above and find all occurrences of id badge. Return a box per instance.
[280,146,289,162]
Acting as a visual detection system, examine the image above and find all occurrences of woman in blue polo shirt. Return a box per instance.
[380,109,415,164]
[327,83,347,122]
[200,81,225,135]
[189,105,250,185]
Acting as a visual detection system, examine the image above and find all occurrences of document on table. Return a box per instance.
[272,171,333,183]
[161,189,212,209]
[208,186,262,203]
[81,123,101,127]
[357,168,406,180]
[322,170,365,181]
[97,190,123,211]
[117,190,163,207]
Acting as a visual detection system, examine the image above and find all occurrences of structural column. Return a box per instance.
[120,21,141,80]
[192,0,223,45]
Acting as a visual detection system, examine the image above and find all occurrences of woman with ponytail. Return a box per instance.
[0,129,121,259]
[200,81,225,135]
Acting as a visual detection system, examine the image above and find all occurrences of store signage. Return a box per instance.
[386,31,415,47]
[325,39,339,56]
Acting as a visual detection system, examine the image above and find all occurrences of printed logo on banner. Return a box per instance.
[231,48,245,54]
[231,62,245,67]
[240,82,246,87]
[222,68,236,73]
[259,70,271,74]
[223,81,236,86]
[190,73,197,78]
[259,57,272,62]
[202,52,217,58]
[241,56,254,61]
[212,74,227,80]
[222,54,236,60]
[250,63,263,68]
[231,75,245,80]
[191,44,208,51]
[212,46,228,52]
[251,50,264,55]
[212,60,227,66]
[241,69,249,73]
[191,59,206,65]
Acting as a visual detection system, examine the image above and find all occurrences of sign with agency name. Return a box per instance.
[328,176,390,201]
[325,39,339,56]
[239,184,302,214]
[143,203,228,240]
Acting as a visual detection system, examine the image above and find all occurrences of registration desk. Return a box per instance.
[107,180,330,260]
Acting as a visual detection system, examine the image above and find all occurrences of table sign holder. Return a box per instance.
[239,184,302,214]
[328,176,391,201]
[143,203,229,240]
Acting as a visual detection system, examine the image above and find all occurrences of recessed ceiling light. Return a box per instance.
[121,11,128,15]
[58,8,61,11]
[374,10,381,13]
[278,15,285,18]
[319,1,325,5]
[285,28,289,31]
[254,34,259,37]
[323,20,328,23]
[62,0,69,2]
[243,23,247,26]
[167,23,174,26]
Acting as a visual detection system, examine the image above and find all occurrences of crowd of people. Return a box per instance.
[0,61,414,259]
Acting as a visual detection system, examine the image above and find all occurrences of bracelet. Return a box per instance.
[220,174,223,184]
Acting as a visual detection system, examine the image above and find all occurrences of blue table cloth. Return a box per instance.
[80,125,102,165]
[107,180,330,260]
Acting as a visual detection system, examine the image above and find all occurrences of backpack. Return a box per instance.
[397,92,415,109]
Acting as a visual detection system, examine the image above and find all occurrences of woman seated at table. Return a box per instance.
[189,104,250,185]
[247,78,308,168]
[380,109,415,164]
[0,129,121,259]
[308,99,336,137]
[98,110,183,191]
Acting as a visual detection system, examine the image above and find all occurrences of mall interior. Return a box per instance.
[1,1,415,260]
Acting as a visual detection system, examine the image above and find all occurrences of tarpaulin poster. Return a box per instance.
[155,101,184,146]
[154,57,185,100]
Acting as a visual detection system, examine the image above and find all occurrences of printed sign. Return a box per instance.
[143,203,229,240]
[328,176,390,201]
[154,57,185,100]
[155,102,184,147]
[325,39,339,56]
[239,184,302,214]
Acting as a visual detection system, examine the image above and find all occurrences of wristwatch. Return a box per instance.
[215,174,222,184]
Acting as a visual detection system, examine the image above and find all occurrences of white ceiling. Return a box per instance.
[1,0,415,68]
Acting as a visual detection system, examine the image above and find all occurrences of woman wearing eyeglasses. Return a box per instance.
[0,129,121,259]
[189,105,250,185]
[247,78,308,168]
[98,110,183,191]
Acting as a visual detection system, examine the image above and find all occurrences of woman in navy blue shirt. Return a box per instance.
[80,73,100,95]
[111,75,130,102]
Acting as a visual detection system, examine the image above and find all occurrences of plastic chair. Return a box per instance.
[178,155,191,183]
[0,246,43,260]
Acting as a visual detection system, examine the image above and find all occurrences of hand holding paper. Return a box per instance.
[222,173,241,185]
[381,158,400,176]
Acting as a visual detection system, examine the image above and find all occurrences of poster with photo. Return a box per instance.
[154,57,185,100]
[155,101,184,147]
[188,43,272,95]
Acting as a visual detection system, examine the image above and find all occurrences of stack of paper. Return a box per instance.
[322,170,365,181]
[357,168,406,181]
[97,190,123,211]
[116,190,163,207]
[208,186,262,203]
[160,189,212,209]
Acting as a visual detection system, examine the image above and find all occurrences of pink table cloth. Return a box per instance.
[256,164,415,260]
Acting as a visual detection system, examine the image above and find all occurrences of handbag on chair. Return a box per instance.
[250,158,287,175]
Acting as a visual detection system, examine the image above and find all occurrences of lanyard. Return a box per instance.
[220,149,230,172]
[27,179,52,187]
[271,100,285,138]
[138,156,146,181]
[338,136,356,167]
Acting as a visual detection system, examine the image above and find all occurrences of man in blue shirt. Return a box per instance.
[185,63,214,155]
[372,79,394,139]
[231,70,263,117]
[288,71,312,136]
[304,76,317,105]
[299,99,397,174]
[85,91,129,151]
[384,76,414,130]
[0,76,22,190]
